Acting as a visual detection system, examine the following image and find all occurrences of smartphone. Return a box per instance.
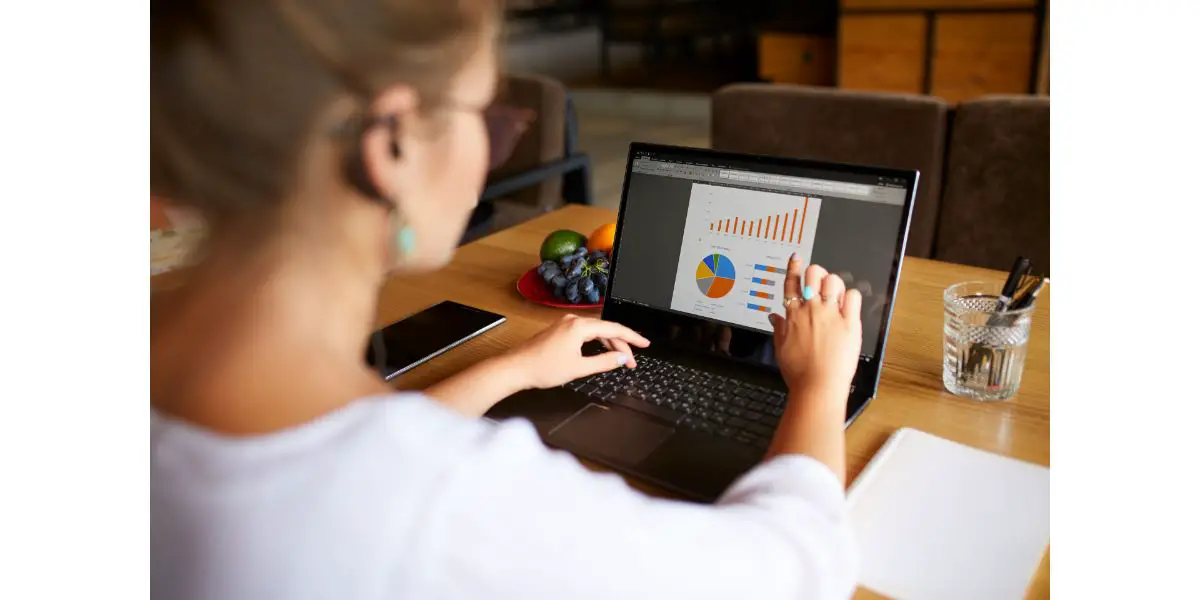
[365,301,507,381]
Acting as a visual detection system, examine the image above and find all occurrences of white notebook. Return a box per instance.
[846,428,1050,600]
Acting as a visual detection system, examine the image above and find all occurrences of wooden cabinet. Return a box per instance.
[758,33,836,87]
[838,15,926,94]
[932,13,1037,102]
[837,0,1046,103]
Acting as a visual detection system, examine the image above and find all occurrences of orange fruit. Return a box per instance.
[588,223,617,254]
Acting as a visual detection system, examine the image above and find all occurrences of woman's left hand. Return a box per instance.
[506,314,650,390]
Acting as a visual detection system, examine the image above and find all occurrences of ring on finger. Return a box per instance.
[782,296,800,307]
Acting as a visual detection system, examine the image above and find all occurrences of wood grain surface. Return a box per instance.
[931,12,1038,102]
[838,15,928,94]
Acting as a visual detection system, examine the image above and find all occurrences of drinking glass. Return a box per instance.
[943,281,1035,401]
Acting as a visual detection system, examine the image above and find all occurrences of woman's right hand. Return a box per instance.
[768,255,863,398]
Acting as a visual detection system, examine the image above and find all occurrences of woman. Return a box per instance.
[151,1,864,598]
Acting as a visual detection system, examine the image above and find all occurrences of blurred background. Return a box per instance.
[153,0,1050,274]
[502,0,1047,205]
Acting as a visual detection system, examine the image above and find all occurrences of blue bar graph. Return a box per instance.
[754,264,786,274]
[751,277,776,286]
[747,303,771,313]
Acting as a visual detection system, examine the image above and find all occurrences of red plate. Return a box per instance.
[517,267,603,309]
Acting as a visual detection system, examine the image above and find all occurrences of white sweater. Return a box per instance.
[151,394,857,599]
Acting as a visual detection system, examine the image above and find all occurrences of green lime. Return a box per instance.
[539,229,588,262]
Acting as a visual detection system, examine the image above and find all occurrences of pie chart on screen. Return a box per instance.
[695,253,736,298]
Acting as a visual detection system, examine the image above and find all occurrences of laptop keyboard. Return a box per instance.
[565,354,789,451]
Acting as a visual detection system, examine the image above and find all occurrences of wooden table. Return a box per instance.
[380,205,1050,600]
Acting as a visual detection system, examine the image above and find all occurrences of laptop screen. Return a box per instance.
[605,145,914,378]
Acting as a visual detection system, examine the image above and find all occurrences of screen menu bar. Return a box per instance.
[632,158,908,206]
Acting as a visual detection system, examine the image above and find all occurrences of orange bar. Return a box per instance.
[773,214,780,240]
[725,218,731,232]
[733,217,739,232]
[709,223,713,231]
[739,221,744,235]
[756,219,762,237]
[781,211,790,243]
[797,198,809,243]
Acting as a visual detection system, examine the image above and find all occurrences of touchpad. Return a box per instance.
[548,404,674,466]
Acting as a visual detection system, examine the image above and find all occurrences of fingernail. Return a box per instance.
[615,354,629,367]
[802,286,815,301]
[790,252,798,262]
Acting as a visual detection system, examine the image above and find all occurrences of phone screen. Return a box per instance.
[365,301,506,379]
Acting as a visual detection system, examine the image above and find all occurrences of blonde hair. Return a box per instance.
[151,0,499,222]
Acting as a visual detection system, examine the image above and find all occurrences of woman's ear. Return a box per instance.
[359,85,419,202]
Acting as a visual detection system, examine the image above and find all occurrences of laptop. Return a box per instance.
[486,143,918,502]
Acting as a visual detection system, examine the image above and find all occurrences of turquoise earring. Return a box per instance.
[387,207,416,263]
[396,225,416,256]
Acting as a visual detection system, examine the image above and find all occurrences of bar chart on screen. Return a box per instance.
[668,183,823,333]
[707,203,812,246]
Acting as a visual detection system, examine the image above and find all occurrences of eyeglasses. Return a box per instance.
[336,101,536,172]
[482,103,536,171]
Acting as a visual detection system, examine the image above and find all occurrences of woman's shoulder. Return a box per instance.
[150,393,529,474]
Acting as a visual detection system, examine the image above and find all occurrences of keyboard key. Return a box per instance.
[709,412,726,425]
[679,416,701,430]
[717,426,737,438]
[744,409,764,422]
[592,390,614,401]
[727,417,747,428]
[580,384,598,396]
[735,433,756,446]
[734,387,756,398]
[730,397,748,408]
[727,407,744,417]
[679,403,695,414]
[748,423,774,437]
[748,401,765,412]
[770,406,783,417]
[697,421,715,433]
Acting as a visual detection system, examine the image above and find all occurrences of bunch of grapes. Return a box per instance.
[537,248,610,305]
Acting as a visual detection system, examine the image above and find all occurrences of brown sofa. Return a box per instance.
[711,84,1049,271]
[937,96,1050,274]
[711,83,949,258]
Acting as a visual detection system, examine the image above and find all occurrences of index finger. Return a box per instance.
[573,318,651,348]
[783,252,802,305]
